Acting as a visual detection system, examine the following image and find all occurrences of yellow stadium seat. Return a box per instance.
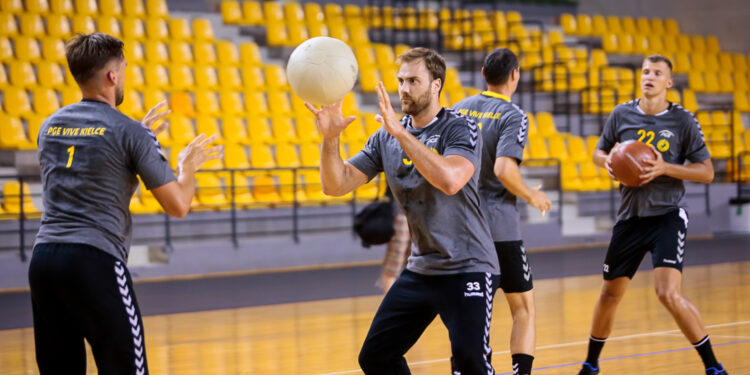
[355,47,376,69]
[298,143,320,167]
[146,0,168,18]
[222,117,250,145]
[688,71,705,92]
[605,16,621,34]
[575,14,592,36]
[221,1,242,24]
[650,18,665,34]
[706,36,720,54]
[265,21,288,47]
[635,17,651,34]
[97,16,121,38]
[621,16,636,35]
[242,66,266,91]
[617,33,634,54]
[32,87,60,116]
[193,41,217,66]
[142,89,165,112]
[46,14,71,38]
[567,136,588,163]
[705,54,720,72]
[170,42,193,65]
[195,90,220,116]
[195,116,222,143]
[704,72,720,93]
[673,52,690,74]
[72,16,95,35]
[528,138,549,159]
[244,91,269,118]
[735,73,748,92]
[602,33,618,53]
[561,162,583,191]
[122,0,145,18]
[646,35,664,54]
[263,65,289,90]
[374,44,396,69]
[195,174,228,208]
[145,41,168,64]
[275,143,300,168]
[168,91,195,117]
[216,41,239,66]
[0,13,19,37]
[169,18,191,41]
[692,36,706,53]
[560,13,576,35]
[267,90,293,117]
[677,35,691,52]
[247,117,272,144]
[170,65,195,91]
[144,64,169,89]
[3,181,39,213]
[26,115,44,145]
[145,18,168,41]
[249,144,275,169]
[168,115,195,145]
[632,34,649,54]
[118,90,144,118]
[667,89,681,104]
[193,18,214,41]
[37,62,65,89]
[1,0,22,14]
[61,86,81,106]
[733,54,747,73]
[9,61,36,88]
[719,53,734,71]
[19,14,45,38]
[269,117,297,144]
[219,90,244,116]
[13,36,41,62]
[682,89,698,113]
[121,18,145,41]
[242,1,263,26]
[98,0,121,17]
[296,117,320,143]
[123,39,144,65]
[218,66,242,90]
[194,65,218,90]
[662,35,678,53]
[718,72,734,93]
[223,143,250,168]
[0,60,7,88]
[239,42,262,66]
[0,115,30,149]
[536,112,558,138]
[125,65,144,89]
[252,176,281,203]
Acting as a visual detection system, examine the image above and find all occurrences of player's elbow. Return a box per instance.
[439,180,465,196]
[322,183,346,197]
[164,201,190,218]
[702,169,715,184]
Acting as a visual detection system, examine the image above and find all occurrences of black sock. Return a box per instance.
[584,335,607,368]
[512,353,534,374]
[693,335,720,369]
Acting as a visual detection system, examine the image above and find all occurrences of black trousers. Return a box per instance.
[358,269,499,375]
[29,243,148,375]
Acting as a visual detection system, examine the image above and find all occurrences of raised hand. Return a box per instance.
[142,100,171,136]
[374,81,406,138]
[177,134,223,175]
[304,100,357,139]
[639,145,666,184]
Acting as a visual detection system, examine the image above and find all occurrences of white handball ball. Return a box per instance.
[286,36,359,106]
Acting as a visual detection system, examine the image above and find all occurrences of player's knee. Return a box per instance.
[655,287,681,308]
[451,347,489,375]
[599,288,624,305]
[510,301,535,322]
[358,343,391,373]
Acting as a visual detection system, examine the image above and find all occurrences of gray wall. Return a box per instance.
[579,0,750,53]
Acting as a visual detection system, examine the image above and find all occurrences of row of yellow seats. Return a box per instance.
[601,33,720,56]
[705,130,749,159]
[222,1,360,28]
[561,160,617,192]
[1,61,74,89]
[736,92,750,112]
[0,181,40,216]
[689,71,750,94]
[669,52,749,75]
[696,111,746,133]
[0,0,168,19]
[123,40,263,68]
[120,63,288,93]
[0,13,199,41]
[2,35,68,63]
[561,14,680,38]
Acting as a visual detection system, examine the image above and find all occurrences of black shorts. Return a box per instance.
[495,241,533,293]
[603,209,689,280]
[358,270,500,375]
[29,243,148,375]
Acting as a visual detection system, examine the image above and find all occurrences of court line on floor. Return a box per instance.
[318,320,750,375]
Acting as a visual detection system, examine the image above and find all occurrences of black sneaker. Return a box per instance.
[577,362,600,375]
[706,363,728,375]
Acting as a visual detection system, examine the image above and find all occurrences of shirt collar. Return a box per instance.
[481,91,511,102]
[635,99,671,116]
[406,108,444,129]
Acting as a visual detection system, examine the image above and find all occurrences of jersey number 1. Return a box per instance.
[66,145,75,168]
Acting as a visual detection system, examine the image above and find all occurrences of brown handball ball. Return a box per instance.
[609,140,657,187]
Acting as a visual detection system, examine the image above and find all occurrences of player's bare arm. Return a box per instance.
[494,156,551,214]
[593,143,619,179]
[152,134,223,218]
[375,81,473,195]
[305,100,370,196]
[141,100,171,136]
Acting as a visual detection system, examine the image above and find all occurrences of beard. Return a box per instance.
[115,84,124,106]
[400,88,432,116]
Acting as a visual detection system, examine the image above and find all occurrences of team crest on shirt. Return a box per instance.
[658,130,675,138]
[425,135,441,146]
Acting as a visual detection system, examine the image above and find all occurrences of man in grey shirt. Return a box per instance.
[453,48,551,375]
[306,47,499,375]
[577,55,727,375]
[30,33,221,375]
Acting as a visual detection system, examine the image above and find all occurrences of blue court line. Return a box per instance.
[495,339,750,374]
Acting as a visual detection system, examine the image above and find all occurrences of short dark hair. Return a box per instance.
[396,47,446,93]
[65,32,124,85]
[645,54,673,74]
[483,48,518,85]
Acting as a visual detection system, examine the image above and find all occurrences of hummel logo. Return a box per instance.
[677,254,684,263]
[678,231,685,239]
[663,259,677,264]
[523,272,531,281]
[678,239,685,247]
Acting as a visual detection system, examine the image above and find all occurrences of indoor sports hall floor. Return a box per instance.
[1,234,749,374]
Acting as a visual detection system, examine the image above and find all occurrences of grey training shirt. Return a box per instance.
[35,100,176,262]
[348,108,499,275]
[597,99,711,222]
[453,91,529,242]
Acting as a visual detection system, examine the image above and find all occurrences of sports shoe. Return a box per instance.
[706,363,728,375]
[577,362,600,375]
